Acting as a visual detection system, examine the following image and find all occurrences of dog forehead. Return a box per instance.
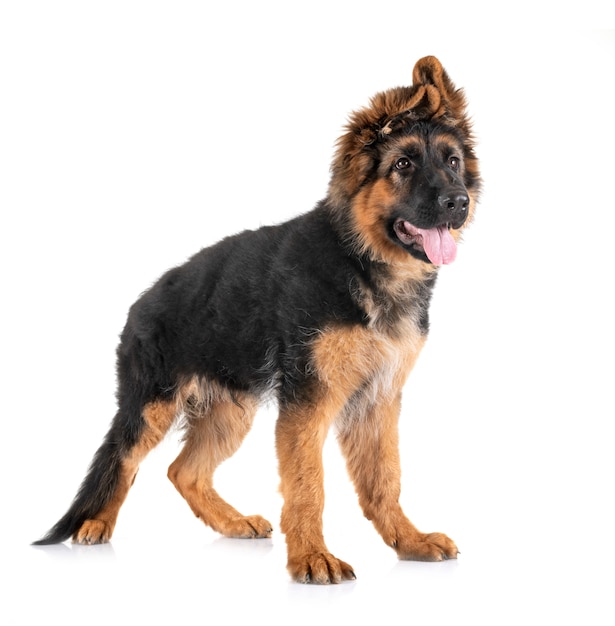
[381,125,463,156]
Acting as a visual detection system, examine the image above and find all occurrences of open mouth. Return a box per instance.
[393,218,457,265]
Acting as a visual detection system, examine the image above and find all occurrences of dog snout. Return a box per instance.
[439,189,469,229]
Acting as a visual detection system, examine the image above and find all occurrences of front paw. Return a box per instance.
[395,532,459,561]
[288,551,357,584]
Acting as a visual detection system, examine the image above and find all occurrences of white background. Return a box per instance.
[2,2,614,625]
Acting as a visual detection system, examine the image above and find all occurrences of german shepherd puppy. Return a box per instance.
[34,56,481,584]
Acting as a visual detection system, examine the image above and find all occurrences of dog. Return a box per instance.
[34,56,481,584]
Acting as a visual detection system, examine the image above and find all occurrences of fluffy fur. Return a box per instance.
[34,56,481,584]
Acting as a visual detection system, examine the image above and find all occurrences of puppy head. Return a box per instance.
[328,56,481,266]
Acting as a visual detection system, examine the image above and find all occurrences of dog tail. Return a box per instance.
[32,412,134,545]
[33,291,179,546]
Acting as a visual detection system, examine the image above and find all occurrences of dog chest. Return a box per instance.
[310,318,426,409]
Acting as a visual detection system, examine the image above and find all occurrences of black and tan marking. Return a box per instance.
[34,56,480,584]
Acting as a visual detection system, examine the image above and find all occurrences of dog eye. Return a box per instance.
[395,157,411,170]
[448,156,461,171]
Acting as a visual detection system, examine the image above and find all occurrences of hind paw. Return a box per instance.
[220,515,273,538]
[73,520,113,545]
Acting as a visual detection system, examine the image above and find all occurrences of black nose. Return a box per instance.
[439,189,469,228]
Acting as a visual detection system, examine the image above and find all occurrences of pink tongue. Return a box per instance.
[418,225,457,265]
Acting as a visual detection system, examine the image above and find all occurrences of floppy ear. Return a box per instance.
[328,112,379,209]
[412,55,468,121]
[412,56,452,97]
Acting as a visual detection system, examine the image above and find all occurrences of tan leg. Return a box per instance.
[274,323,403,583]
[337,391,458,561]
[276,390,357,584]
[167,393,272,538]
[74,399,177,544]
